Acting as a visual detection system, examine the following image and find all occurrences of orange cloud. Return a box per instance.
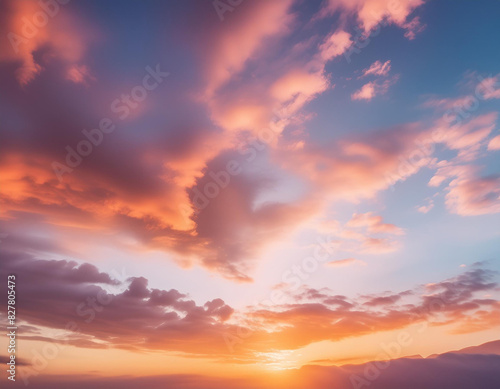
[327,258,366,267]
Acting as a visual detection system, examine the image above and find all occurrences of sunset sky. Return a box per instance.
[0,0,500,388]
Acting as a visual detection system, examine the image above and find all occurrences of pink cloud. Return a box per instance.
[447,173,500,216]
[318,29,352,61]
[204,3,340,138]
[269,68,331,119]
[271,70,329,102]
[66,64,94,85]
[361,237,400,254]
[430,112,497,162]
[424,74,500,111]
[352,81,377,100]
[402,16,426,39]
[201,0,294,97]
[278,124,424,204]
[417,200,434,213]
[316,212,404,257]
[430,165,500,216]
[361,60,392,77]
[351,76,397,101]
[321,0,426,36]
[477,75,500,100]
[488,135,500,151]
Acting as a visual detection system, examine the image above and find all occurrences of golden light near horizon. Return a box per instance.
[254,350,301,370]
